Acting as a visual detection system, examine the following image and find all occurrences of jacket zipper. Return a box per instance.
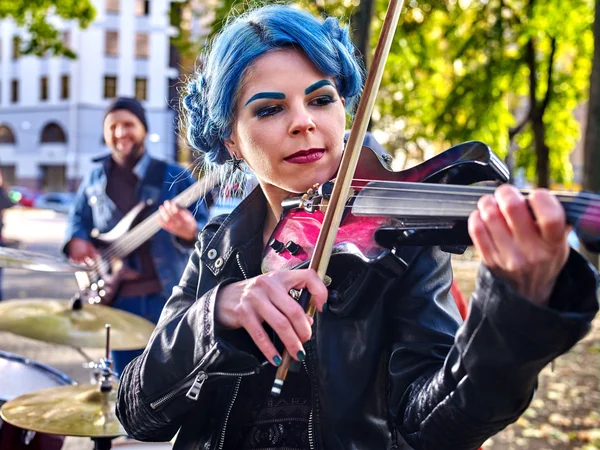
[186,368,258,400]
[304,361,315,450]
[150,347,221,410]
[236,253,248,280]
[217,376,242,450]
[213,251,251,450]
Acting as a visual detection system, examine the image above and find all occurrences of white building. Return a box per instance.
[0,0,184,191]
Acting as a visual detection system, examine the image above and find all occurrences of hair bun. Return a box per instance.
[183,74,228,164]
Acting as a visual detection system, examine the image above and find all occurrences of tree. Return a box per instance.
[374,0,594,187]
[581,0,600,268]
[0,1,96,58]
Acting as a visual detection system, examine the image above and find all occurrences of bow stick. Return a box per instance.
[271,0,407,396]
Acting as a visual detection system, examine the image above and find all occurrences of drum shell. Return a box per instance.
[0,351,74,450]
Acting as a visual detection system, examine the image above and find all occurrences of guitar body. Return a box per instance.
[76,202,149,305]
[262,141,509,273]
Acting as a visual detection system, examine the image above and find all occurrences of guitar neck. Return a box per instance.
[105,172,219,260]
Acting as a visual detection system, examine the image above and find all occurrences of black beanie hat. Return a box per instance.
[104,97,148,131]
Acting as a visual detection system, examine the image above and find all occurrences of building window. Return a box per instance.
[135,78,147,101]
[12,36,20,60]
[105,31,119,57]
[106,0,119,13]
[104,76,117,98]
[135,0,150,16]
[0,126,16,144]
[11,80,18,103]
[135,33,149,59]
[61,76,70,99]
[62,31,71,48]
[41,123,68,143]
[40,77,49,101]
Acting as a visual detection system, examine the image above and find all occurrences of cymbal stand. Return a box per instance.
[90,324,118,450]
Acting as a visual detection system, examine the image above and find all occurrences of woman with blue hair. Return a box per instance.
[117,5,598,449]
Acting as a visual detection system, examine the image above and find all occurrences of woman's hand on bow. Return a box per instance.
[468,184,570,306]
[215,269,328,366]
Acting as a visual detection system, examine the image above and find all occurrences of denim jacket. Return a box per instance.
[64,151,209,299]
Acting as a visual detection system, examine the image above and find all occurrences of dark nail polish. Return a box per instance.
[297,350,306,361]
[322,302,328,313]
[273,355,282,366]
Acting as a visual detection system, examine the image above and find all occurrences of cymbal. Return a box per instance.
[0,299,156,350]
[0,383,126,438]
[0,246,89,272]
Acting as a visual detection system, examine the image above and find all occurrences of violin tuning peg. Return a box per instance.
[307,189,314,195]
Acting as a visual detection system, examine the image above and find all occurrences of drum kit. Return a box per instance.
[0,247,172,450]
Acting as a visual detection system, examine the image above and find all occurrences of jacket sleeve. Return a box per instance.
[116,219,261,442]
[62,171,94,254]
[388,247,599,450]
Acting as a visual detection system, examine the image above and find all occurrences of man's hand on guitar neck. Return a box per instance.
[158,200,198,242]
[67,238,100,267]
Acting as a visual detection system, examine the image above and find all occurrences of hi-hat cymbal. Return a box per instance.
[0,299,156,350]
[0,383,126,438]
[0,246,89,272]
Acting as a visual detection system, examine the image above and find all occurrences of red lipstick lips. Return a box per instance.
[284,148,325,164]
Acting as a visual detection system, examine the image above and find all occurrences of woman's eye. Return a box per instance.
[255,105,282,118]
[311,95,336,107]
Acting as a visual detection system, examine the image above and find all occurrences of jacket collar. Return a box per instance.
[200,185,268,276]
[92,150,153,179]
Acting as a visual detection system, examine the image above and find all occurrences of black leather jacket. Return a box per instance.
[117,187,599,450]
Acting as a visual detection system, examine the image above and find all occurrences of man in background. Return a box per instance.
[64,97,209,375]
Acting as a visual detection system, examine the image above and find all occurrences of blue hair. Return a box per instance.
[184,5,365,165]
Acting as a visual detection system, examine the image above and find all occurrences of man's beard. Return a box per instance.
[113,141,144,168]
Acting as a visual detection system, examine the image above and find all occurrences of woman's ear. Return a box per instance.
[224,137,237,156]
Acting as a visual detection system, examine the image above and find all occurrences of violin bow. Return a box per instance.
[271,0,406,396]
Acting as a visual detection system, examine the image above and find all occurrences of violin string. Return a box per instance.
[324,202,600,223]
[320,190,600,223]
[341,184,600,214]
[346,181,600,203]
[333,195,600,219]
[341,191,600,213]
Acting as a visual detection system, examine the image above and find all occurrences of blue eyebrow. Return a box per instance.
[245,92,285,106]
[305,80,334,95]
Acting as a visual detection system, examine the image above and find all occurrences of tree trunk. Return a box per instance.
[581,0,600,268]
[352,0,375,69]
[532,113,550,188]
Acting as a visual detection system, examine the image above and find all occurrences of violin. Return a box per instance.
[263,140,600,276]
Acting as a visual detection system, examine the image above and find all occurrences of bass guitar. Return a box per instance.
[74,173,219,305]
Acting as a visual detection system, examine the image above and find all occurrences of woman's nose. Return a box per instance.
[289,108,316,136]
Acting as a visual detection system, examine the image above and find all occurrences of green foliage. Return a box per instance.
[0,0,96,58]
[374,0,593,185]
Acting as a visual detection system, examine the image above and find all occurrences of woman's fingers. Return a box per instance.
[239,310,282,366]
[528,189,569,243]
[284,269,329,312]
[216,269,328,366]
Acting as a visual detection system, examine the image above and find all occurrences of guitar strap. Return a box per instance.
[144,157,168,190]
